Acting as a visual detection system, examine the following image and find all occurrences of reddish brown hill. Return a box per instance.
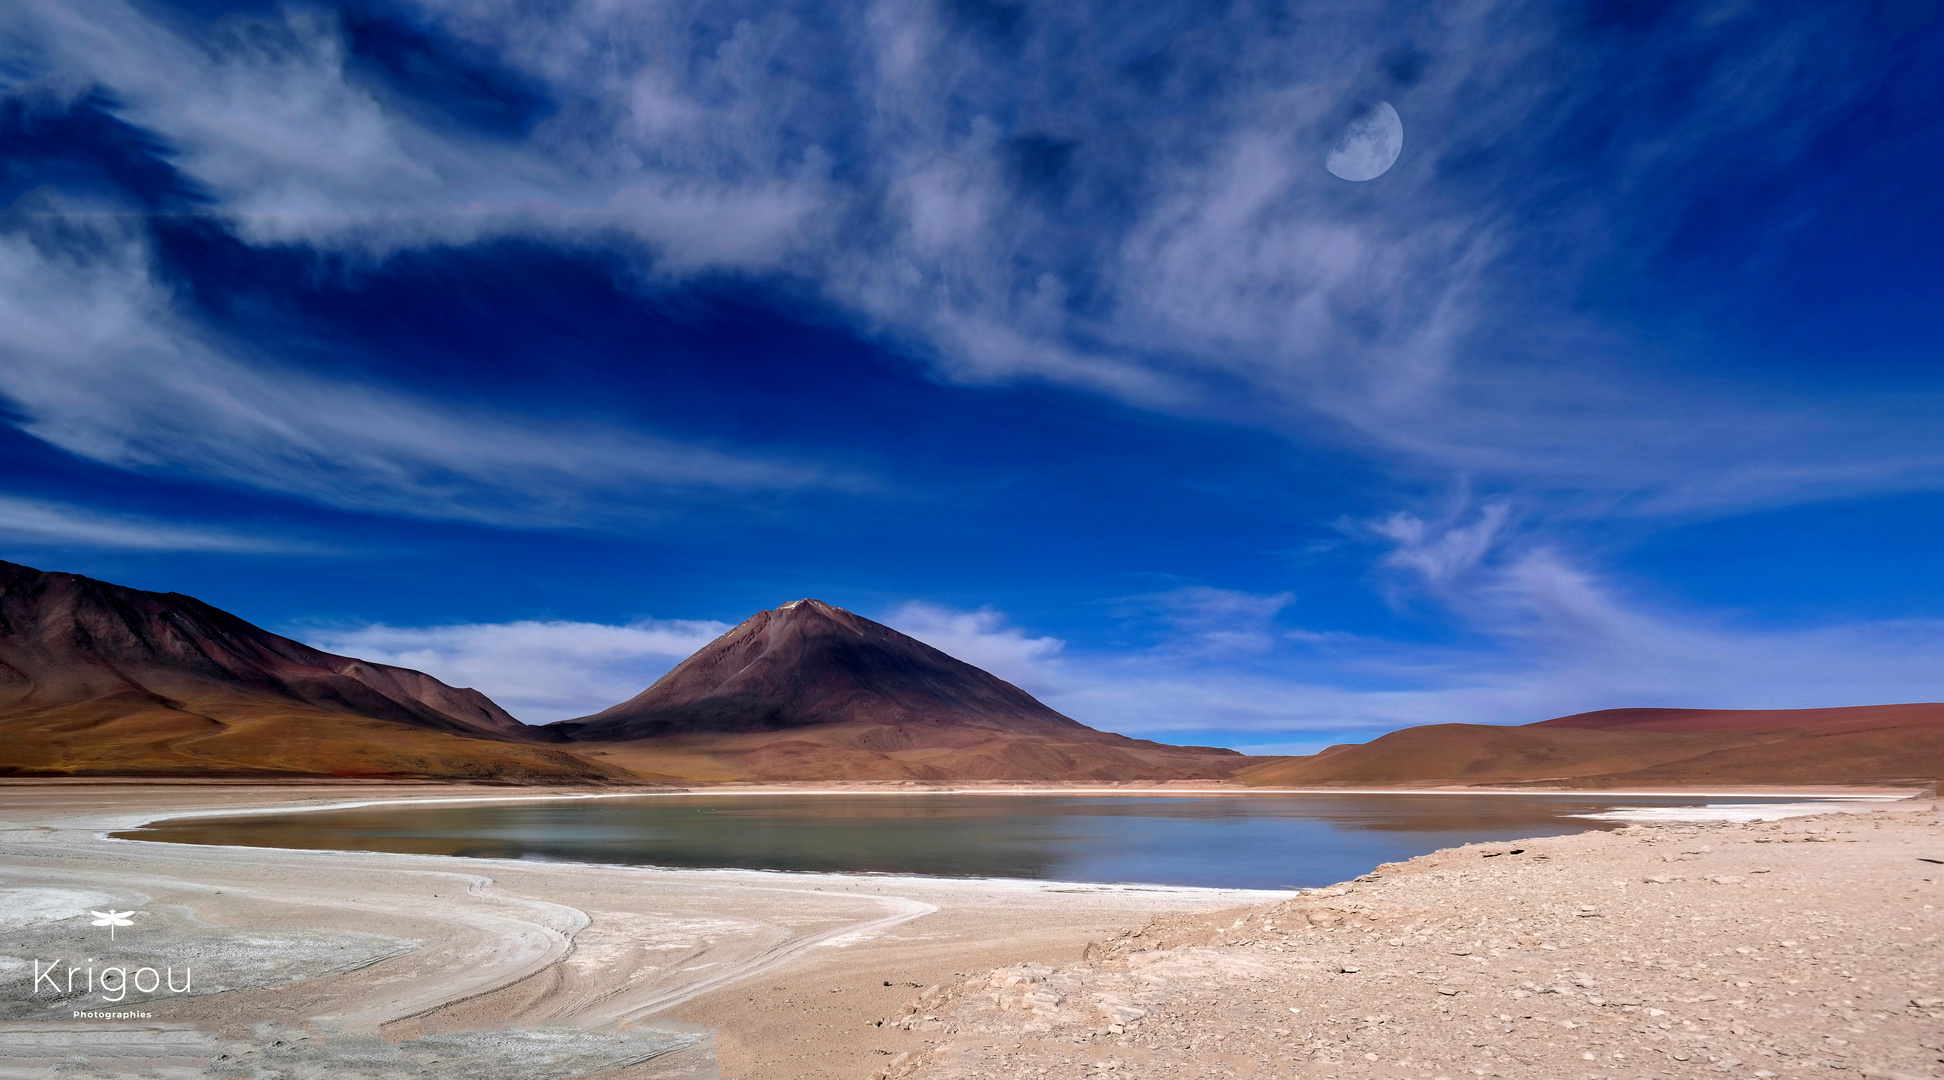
[1534,703,1943,734]
[0,560,606,780]
[1235,704,1944,788]
[552,599,1258,781]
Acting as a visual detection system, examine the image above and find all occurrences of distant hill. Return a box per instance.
[0,560,608,780]
[550,599,1258,781]
[1235,703,1944,788]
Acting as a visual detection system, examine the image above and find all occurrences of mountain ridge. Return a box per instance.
[0,559,605,779]
[0,559,537,739]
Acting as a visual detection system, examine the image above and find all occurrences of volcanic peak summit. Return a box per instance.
[551,598,1087,742]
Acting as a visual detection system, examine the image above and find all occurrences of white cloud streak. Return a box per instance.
[0,494,302,552]
[303,617,732,723]
[1111,587,1298,657]
[880,602,1067,697]
[0,217,856,523]
[1374,499,1513,591]
[0,0,826,261]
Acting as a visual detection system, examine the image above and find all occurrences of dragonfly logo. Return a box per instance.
[24,907,195,1006]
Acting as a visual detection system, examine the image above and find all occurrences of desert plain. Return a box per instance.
[1,780,1939,1080]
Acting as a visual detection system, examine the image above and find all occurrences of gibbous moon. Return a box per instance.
[1325,102,1404,181]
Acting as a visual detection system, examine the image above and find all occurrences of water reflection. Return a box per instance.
[120,793,1815,890]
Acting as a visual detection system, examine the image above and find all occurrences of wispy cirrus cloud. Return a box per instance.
[6,0,1935,520]
[0,494,306,552]
[1111,587,1298,658]
[1372,499,1514,592]
[0,0,825,262]
[878,602,1067,697]
[0,216,861,525]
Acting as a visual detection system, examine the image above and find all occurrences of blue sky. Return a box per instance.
[2,0,1941,751]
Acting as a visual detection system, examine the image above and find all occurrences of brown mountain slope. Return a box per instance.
[1234,703,1944,788]
[1534,703,1943,734]
[0,560,607,780]
[553,599,1258,781]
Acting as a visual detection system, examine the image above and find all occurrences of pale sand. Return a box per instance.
[0,781,1933,1080]
[896,798,1943,1080]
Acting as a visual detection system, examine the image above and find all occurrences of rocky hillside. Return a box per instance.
[0,560,606,780]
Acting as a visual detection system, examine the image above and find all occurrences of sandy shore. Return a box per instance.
[896,797,1943,1080]
[0,781,1934,1080]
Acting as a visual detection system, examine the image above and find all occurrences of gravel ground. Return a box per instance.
[884,803,1943,1080]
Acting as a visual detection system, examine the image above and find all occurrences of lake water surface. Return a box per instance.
[120,792,1845,891]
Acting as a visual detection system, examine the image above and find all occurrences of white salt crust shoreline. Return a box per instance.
[94,781,1916,828]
